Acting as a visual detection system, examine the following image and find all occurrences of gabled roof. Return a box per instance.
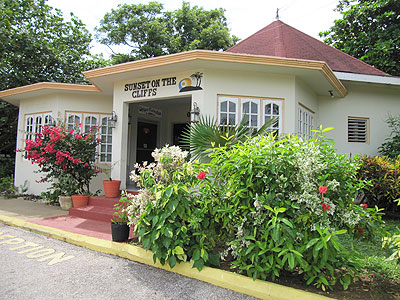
[226,20,387,76]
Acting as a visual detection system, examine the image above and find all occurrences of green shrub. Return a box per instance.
[199,129,382,291]
[126,146,218,269]
[357,156,400,214]
[379,114,400,159]
[127,131,382,291]
[0,177,18,198]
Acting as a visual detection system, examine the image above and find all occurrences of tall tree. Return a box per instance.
[0,0,107,175]
[96,1,239,64]
[320,0,400,76]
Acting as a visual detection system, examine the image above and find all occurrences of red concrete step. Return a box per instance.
[29,215,135,241]
[89,196,120,208]
[69,205,115,223]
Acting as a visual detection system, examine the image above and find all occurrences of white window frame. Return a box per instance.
[25,112,54,141]
[218,96,239,126]
[298,105,315,140]
[241,98,260,129]
[217,95,284,135]
[65,111,112,163]
[262,99,283,135]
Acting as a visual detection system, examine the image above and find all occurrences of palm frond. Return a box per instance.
[180,116,278,161]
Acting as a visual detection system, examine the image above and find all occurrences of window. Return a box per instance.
[218,95,283,134]
[263,100,282,135]
[100,116,112,163]
[241,98,260,129]
[25,112,53,141]
[218,96,238,126]
[65,112,113,162]
[348,117,369,143]
[298,105,314,139]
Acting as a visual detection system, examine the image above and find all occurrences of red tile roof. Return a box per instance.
[226,20,387,76]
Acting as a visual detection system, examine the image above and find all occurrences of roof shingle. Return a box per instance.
[226,20,387,76]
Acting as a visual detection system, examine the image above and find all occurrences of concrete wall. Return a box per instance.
[319,82,400,156]
[15,92,113,195]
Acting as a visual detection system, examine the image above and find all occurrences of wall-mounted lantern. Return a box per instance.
[188,102,200,123]
[108,111,118,128]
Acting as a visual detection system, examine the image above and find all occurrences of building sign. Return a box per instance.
[124,77,177,99]
[124,72,204,99]
[138,105,162,118]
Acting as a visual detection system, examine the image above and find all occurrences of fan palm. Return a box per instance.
[181,116,278,161]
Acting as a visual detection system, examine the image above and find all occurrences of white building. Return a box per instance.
[1,21,399,195]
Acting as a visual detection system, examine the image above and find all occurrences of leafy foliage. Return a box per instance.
[128,131,383,291]
[200,129,381,291]
[180,116,277,161]
[96,1,239,63]
[0,0,108,164]
[379,114,400,159]
[126,146,217,269]
[111,194,130,224]
[320,0,400,76]
[357,155,400,214]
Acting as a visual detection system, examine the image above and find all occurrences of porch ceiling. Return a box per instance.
[84,50,347,98]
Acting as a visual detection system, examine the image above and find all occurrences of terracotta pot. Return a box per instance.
[71,195,89,208]
[103,180,121,198]
[59,196,73,211]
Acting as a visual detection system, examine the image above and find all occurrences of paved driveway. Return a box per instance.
[0,224,258,300]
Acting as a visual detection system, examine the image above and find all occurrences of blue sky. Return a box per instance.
[47,0,341,57]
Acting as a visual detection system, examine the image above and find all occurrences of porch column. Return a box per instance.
[111,101,129,189]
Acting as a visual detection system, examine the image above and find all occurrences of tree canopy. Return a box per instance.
[320,0,400,76]
[0,0,106,167]
[96,1,239,64]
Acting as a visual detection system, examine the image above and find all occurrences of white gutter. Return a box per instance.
[334,71,400,86]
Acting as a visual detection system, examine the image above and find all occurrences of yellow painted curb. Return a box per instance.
[0,214,334,300]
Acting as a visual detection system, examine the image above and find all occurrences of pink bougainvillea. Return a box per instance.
[21,124,101,194]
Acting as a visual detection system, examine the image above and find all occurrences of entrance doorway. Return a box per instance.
[136,121,158,164]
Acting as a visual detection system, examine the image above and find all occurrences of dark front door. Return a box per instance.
[136,122,157,164]
[172,123,189,148]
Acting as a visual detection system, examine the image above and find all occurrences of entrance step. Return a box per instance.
[69,193,139,223]
[69,205,114,223]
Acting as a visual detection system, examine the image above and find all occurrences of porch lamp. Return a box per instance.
[108,111,118,128]
[189,102,200,123]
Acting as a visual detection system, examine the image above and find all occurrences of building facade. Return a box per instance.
[1,21,399,194]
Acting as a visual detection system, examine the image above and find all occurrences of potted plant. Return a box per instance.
[23,122,102,208]
[102,162,121,198]
[111,195,130,242]
[57,174,77,210]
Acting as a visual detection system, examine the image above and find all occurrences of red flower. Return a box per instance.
[321,202,331,211]
[75,134,82,139]
[318,186,327,194]
[197,171,207,179]
[361,203,368,210]
[357,227,364,234]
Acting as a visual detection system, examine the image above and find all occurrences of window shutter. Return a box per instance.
[348,118,368,143]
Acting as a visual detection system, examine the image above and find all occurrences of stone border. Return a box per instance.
[0,214,333,300]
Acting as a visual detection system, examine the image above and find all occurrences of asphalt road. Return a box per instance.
[0,224,258,300]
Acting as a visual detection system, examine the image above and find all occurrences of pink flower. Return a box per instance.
[197,171,207,179]
[75,134,82,139]
[321,202,331,211]
[361,203,368,210]
[84,163,89,167]
[69,129,74,134]
[318,186,327,194]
